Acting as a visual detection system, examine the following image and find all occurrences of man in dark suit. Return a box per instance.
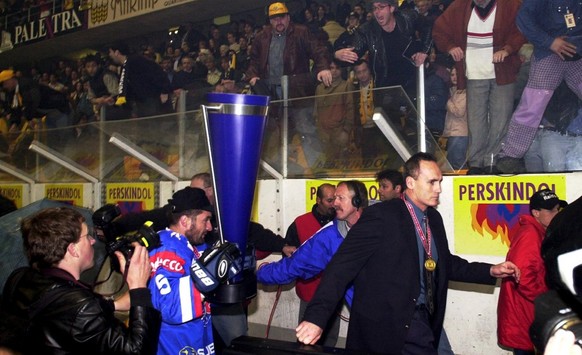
[296,152,520,354]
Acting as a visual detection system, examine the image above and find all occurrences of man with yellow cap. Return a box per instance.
[246,1,332,100]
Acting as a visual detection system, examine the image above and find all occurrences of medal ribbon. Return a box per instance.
[401,194,432,259]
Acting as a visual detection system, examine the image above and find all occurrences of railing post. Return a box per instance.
[416,65,427,153]
[177,90,186,178]
[281,75,289,179]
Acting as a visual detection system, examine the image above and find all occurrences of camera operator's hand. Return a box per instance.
[545,329,582,355]
[490,261,521,283]
[113,244,151,312]
[115,243,152,290]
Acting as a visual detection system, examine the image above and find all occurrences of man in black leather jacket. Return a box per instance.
[334,0,432,92]
[0,207,161,354]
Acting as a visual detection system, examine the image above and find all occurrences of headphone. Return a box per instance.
[344,180,362,208]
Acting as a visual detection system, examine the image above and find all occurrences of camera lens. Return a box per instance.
[531,291,582,352]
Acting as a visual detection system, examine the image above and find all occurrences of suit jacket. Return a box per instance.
[303,198,495,353]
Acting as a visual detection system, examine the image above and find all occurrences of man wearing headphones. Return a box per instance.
[257,180,367,348]
[279,182,336,346]
[285,183,340,346]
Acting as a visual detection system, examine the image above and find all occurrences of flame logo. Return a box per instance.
[470,203,528,246]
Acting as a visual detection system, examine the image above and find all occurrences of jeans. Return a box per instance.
[525,129,582,172]
[524,131,543,173]
[446,136,469,170]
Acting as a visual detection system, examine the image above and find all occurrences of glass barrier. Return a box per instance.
[0,85,460,183]
[0,109,210,183]
[263,85,451,178]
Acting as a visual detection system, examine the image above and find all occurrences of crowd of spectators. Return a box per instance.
[0,0,580,175]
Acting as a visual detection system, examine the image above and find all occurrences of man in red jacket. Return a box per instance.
[497,189,567,354]
[283,182,337,345]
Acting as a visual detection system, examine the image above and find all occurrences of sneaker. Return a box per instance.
[496,156,526,174]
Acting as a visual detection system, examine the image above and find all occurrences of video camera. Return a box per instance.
[530,197,582,352]
[92,204,160,260]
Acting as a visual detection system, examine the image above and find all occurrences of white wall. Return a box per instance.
[248,173,582,354]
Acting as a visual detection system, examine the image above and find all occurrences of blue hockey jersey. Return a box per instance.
[148,228,214,355]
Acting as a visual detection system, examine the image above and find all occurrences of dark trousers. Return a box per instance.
[131,98,162,118]
[402,305,438,355]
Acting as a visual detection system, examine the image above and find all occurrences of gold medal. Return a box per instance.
[424,258,436,271]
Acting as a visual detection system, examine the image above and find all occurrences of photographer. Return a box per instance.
[147,187,216,354]
[530,194,582,354]
[0,207,161,354]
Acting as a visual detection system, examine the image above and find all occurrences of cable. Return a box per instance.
[263,285,349,342]
[265,284,283,339]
